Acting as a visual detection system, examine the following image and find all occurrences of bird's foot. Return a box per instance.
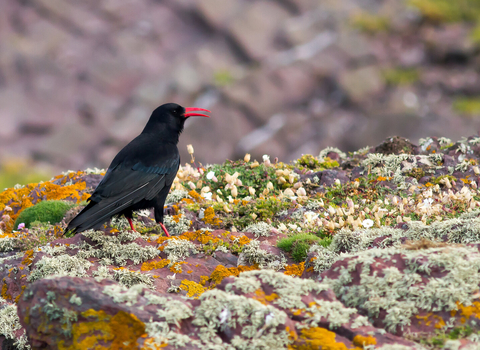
[159,223,170,237]
[127,218,138,232]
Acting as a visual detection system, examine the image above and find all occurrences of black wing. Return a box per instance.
[65,135,180,235]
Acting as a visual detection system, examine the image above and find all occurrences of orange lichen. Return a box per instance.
[21,249,34,266]
[188,190,202,202]
[202,207,222,225]
[284,262,305,277]
[169,262,184,273]
[416,313,433,326]
[208,265,259,287]
[1,279,11,301]
[199,275,209,286]
[252,289,278,305]
[180,197,194,205]
[433,315,446,329]
[457,301,480,320]
[179,279,206,298]
[231,235,251,245]
[142,338,168,349]
[58,309,145,350]
[289,327,360,350]
[0,171,91,233]
[353,335,377,346]
[140,259,170,271]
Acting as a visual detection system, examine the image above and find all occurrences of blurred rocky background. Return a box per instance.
[1,0,480,187]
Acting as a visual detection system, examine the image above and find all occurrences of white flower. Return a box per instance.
[304,211,319,223]
[423,198,434,207]
[263,155,270,162]
[206,171,215,180]
[202,192,213,200]
[362,219,374,229]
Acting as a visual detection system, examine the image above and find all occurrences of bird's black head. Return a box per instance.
[142,103,210,142]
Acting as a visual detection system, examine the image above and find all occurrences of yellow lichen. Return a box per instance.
[252,289,279,305]
[179,279,206,298]
[457,301,480,320]
[284,262,305,277]
[58,309,145,350]
[188,190,202,202]
[353,334,377,347]
[290,327,360,350]
[208,265,258,287]
[202,207,222,226]
[21,249,34,266]
[140,259,170,271]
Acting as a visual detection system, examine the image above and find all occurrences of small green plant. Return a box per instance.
[383,68,420,86]
[296,154,321,170]
[213,70,235,86]
[14,200,74,229]
[278,233,332,262]
[453,97,480,116]
[408,0,480,22]
[350,12,390,33]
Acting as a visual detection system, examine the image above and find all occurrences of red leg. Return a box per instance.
[159,223,170,237]
[127,217,137,232]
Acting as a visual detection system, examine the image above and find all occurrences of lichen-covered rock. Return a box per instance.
[18,273,419,350]
[320,243,480,337]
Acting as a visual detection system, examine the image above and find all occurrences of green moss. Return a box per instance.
[296,154,321,170]
[278,233,331,262]
[383,68,419,86]
[404,167,425,180]
[213,70,235,86]
[318,157,339,169]
[350,12,390,33]
[408,0,480,22]
[14,200,73,229]
[453,97,480,116]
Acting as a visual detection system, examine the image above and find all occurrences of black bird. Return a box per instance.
[65,103,210,237]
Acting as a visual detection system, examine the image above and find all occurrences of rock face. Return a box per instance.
[18,273,418,350]
[4,136,480,348]
[2,1,480,171]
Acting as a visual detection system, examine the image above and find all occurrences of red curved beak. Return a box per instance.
[184,107,211,118]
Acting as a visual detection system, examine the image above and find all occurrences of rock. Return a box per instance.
[320,244,480,337]
[18,271,420,349]
[338,66,385,103]
[374,136,418,155]
[227,1,290,60]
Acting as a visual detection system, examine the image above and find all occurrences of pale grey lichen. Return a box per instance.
[163,238,197,263]
[92,266,114,282]
[238,240,287,271]
[0,298,30,349]
[79,230,160,266]
[322,245,480,333]
[307,244,340,273]
[319,146,346,160]
[193,289,290,348]
[0,237,21,252]
[28,254,92,282]
[244,222,274,238]
[69,294,82,306]
[113,268,154,289]
[164,209,192,236]
[102,283,145,306]
[38,244,67,256]
[166,190,189,204]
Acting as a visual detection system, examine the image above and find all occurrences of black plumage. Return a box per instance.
[65,103,210,237]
